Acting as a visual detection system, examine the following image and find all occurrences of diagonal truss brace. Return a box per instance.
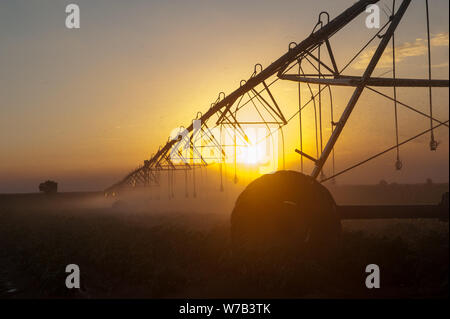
[311,0,412,178]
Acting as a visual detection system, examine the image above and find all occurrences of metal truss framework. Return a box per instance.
[105,0,449,196]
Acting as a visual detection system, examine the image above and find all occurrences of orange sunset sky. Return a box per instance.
[0,0,448,192]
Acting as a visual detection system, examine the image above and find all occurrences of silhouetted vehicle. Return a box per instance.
[39,180,58,194]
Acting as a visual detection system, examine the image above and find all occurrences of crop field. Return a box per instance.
[0,184,448,299]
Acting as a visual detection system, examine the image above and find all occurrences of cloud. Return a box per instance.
[431,33,450,46]
[352,32,449,70]
[432,62,449,68]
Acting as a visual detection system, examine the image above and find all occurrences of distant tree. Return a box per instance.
[39,180,58,194]
[378,179,388,186]
[426,178,433,186]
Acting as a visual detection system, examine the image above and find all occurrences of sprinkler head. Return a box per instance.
[430,139,438,151]
[395,159,403,170]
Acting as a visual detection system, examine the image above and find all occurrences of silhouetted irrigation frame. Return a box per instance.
[105,0,449,220]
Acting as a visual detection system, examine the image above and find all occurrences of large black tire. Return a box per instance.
[231,171,341,257]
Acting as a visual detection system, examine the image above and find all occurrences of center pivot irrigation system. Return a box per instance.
[105,0,448,219]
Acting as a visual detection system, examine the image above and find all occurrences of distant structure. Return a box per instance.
[379,180,388,187]
[39,180,58,194]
